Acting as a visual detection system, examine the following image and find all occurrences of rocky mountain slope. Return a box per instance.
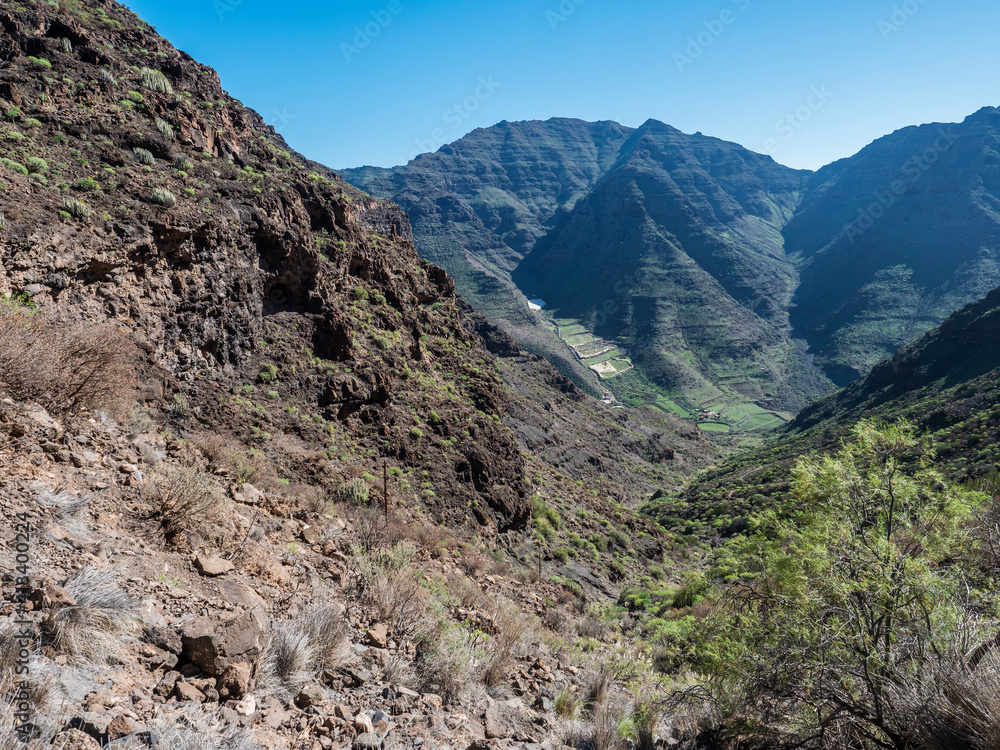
[650,283,1000,538]
[513,120,824,413]
[343,119,636,393]
[0,2,720,748]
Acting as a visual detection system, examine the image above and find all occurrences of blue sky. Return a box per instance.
[120,0,1000,172]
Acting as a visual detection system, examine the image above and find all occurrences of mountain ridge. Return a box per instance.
[343,108,1000,423]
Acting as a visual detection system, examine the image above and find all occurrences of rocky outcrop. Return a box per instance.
[0,0,528,531]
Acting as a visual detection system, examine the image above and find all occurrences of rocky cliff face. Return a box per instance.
[0,0,529,531]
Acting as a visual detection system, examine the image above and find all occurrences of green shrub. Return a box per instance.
[28,56,52,70]
[589,533,608,551]
[552,547,571,564]
[154,117,174,138]
[133,147,154,165]
[62,197,91,221]
[532,496,562,530]
[671,572,708,609]
[151,188,175,207]
[99,68,116,86]
[534,516,555,541]
[337,477,370,505]
[77,177,100,192]
[0,212,5,230]
[139,67,173,95]
[0,157,27,175]
[26,157,48,174]
[21,118,41,129]
[353,287,369,302]
[607,527,630,550]
[258,363,278,382]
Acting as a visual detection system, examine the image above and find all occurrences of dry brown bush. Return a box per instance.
[0,303,138,418]
[352,541,430,639]
[482,598,527,688]
[456,545,490,576]
[147,462,226,538]
[449,573,486,610]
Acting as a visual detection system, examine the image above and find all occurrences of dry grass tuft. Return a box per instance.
[300,603,350,673]
[254,624,315,701]
[352,542,430,639]
[0,621,56,730]
[894,653,1000,750]
[415,623,474,705]
[42,567,137,664]
[34,484,92,542]
[123,707,264,750]
[255,604,349,700]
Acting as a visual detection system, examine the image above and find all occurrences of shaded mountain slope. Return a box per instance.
[514,120,826,412]
[787,107,1000,383]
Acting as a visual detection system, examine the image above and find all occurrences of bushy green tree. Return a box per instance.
[698,420,997,749]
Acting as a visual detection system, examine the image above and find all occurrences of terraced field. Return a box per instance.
[552,318,635,380]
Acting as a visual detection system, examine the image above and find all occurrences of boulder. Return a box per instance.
[175,681,207,702]
[484,701,535,741]
[365,623,389,649]
[217,661,253,700]
[194,554,235,577]
[294,683,324,709]
[181,609,267,676]
[233,483,264,505]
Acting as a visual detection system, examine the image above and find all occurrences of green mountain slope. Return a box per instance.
[653,284,1000,537]
[787,107,1000,384]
